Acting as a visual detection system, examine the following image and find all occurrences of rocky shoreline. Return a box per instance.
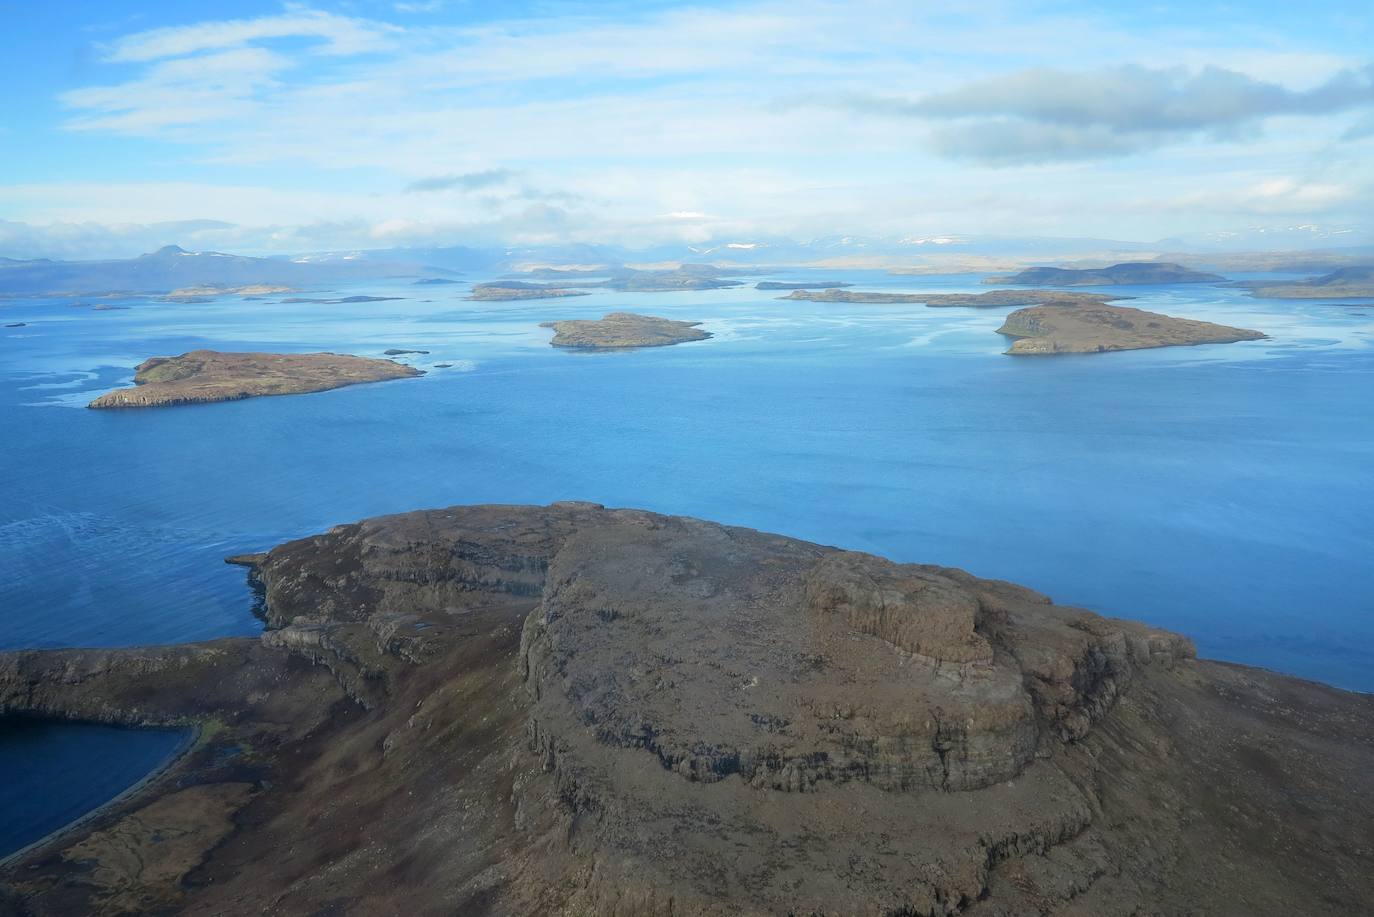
[87,350,422,408]
[1,503,1370,915]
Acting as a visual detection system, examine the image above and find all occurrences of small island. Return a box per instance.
[468,282,590,301]
[87,350,422,408]
[756,281,853,290]
[997,303,1265,354]
[540,312,711,349]
[783,288,1125,307]
[986,262,1226,286]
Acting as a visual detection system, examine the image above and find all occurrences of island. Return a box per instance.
[997,303,1265,354]
[539,312,711,349]
[382,348,429,356]
[782,288,1126,306]
[1,504,1370,915]
[755,280,853,290]
[986,261,1226,286]
[1238,265,1374,299]
[467,282,590,301]
[87,350,422,408]
[279,295,402,304]
[594,266,743,292]
[163,284,295,302]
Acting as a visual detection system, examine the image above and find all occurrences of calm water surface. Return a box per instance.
[1,269,1371,852]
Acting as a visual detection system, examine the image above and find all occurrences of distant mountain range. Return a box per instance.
[2,239,1370,296]
[986,262,1226,286]
[0,245,452,295]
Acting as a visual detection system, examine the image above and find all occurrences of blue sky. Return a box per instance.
[1,0,1371,258]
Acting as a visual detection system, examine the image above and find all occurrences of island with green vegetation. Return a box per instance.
[986,262,1226,286]
[540,312,711,349]
[783,288,1126,307]
[1238,265,1374,299]
[997,303,1265,354]
[87,350,422,408]
[1,504,1369,915]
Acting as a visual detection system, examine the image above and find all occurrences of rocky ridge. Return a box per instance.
[0,504,1370,915]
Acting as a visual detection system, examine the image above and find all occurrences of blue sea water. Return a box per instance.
[0,269,1371,852]
[0,719,188,858]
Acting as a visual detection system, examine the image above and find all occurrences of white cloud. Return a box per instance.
[105,8,399,62]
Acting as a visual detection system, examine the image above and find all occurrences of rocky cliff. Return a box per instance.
[1,504,1370,916]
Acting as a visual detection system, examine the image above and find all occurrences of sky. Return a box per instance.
[0,0,1371,259]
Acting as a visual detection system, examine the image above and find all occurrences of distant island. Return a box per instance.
[1238,265,1374,299]
[468,282,590,301]
[508,264,745,293]
[280,295,403,304]
[540,312,711,349]
[998,303,1265,354]
[412,278,461,285]
[756,281,852,290]
[986,262,1226,286]
[163,284,295,302]
[783,288,1126,307]
[88,350,422,408]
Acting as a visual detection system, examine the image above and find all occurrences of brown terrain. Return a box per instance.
[468,283,591,301]
[540,312,711,349]
[87,350,422,408]
[1237,265,1374,299]
[782,289,1126,307]
[997,304,1266,355]
[1,503,1371,916]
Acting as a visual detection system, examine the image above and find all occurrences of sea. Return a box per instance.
[1,269,1371,857]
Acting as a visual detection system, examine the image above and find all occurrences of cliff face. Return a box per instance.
[1,504,1371,916]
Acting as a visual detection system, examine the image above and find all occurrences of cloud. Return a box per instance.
[105,8,399,62]
[822,63,1374,163]
[404,169,516,192]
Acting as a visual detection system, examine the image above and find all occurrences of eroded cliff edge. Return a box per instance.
[2,503,1371,916]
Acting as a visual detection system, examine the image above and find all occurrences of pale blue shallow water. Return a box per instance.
[0,269,1371,853]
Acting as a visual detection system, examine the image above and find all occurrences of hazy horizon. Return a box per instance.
[2,1,1372,260]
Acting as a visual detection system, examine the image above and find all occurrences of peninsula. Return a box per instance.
[87,350,422,408]
[783,288,1125,307]
[986,261,1226,286]
[1,504,1369,915]
[997,303,1266,354]
[1238,265,1374,299]
[540,311,711,348]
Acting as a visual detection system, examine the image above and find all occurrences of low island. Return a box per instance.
[468,282,590,301]
[997,303,1266,354]
[0,504,1370,915]
[1238,265,1374,299]
[540,311,711,349]
[782,288,1125,307]
[755,280,853,290]
[986,262,1226,286]
[87,350,422,408]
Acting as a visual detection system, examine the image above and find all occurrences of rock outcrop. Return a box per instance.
[87,350,422,408]
[1,504,1370,916]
